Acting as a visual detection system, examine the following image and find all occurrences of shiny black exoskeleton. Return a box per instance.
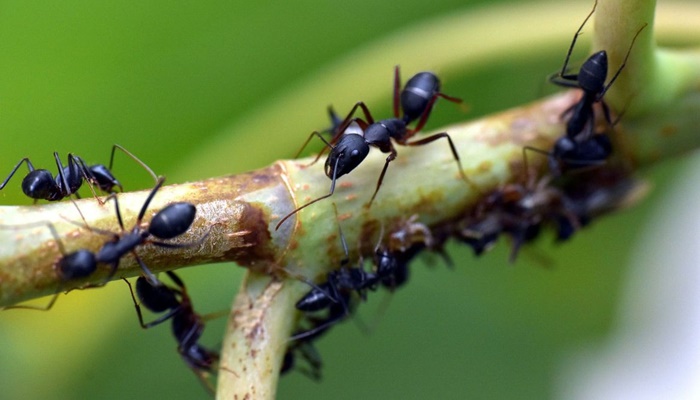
[549,1,645,139]
[525,1,645,175]
[547,133,612,175]
[58,181,197,285]
[0,145,156,203]
[125,271,218,393]
[275,66,466,230]
[96,177,199,285]
[295,262,377,314]
[0,153,87,202]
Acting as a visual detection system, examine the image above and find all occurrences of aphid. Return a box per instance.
[0,145,157,204]
[276,66,468,230]
[460,175,579,262]
[125,271,218,393]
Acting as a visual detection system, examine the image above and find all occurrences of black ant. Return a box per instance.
[2,181,201,310]
[275,66,468,230]
[293,220,423,340]
[550,1,645,137]
[291,208,378,340]
[524,1,646,175]
[0,144,157,204]
[124,271,219,393]
[94,176,202,285]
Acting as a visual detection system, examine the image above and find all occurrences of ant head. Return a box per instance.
[578,51,608,94]
[401,72,440,122]
[57,250,97,280]
[324,134,369,179]
[21,170,55,200]
[88,164,123,193]
[135,276,180,313]
[148,202,196,240]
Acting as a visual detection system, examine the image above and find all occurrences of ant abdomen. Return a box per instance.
[401,72,441,122]
[135,276,180,313]
[148,202,197,240]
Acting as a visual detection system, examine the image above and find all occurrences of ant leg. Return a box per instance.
[295,131,334,167]
[553,0,598,81]
[332,203,350,265]
[2,293,60,312]
[275,156,342,230]
[522,145,553,174]
[290,303,347,341]
[133,252,161,287]
[69,154,105,204]
[334,101,376,143]
[406,92,463,136]
[407,95,438,136]
[0,158,34,190]
[549,74,583,88]
[110,144,159,185]
[53,152,76,198]
[149,226,211,250]
[166,270,185,288]
[599,23,648,99]
[136,176,167,223]
[104,193,127,231]
[436,92,463,104]
[393,65,401,118]
[1,221,73,311]
[405,133,478,192]
[122,278,180,328]
[366,148,397,208]
[296,342,323,380]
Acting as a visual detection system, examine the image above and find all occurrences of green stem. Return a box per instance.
[0,1,699,399]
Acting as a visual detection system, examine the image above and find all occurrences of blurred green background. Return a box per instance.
[0,1,692,399]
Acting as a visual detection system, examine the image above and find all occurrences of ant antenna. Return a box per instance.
[275,156,341,230]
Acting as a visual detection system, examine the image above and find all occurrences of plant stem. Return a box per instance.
[1,1,700,399]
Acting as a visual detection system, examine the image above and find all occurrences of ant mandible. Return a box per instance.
[275,66,469,230]
[0,144,157,204]
[124,271,219,394]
